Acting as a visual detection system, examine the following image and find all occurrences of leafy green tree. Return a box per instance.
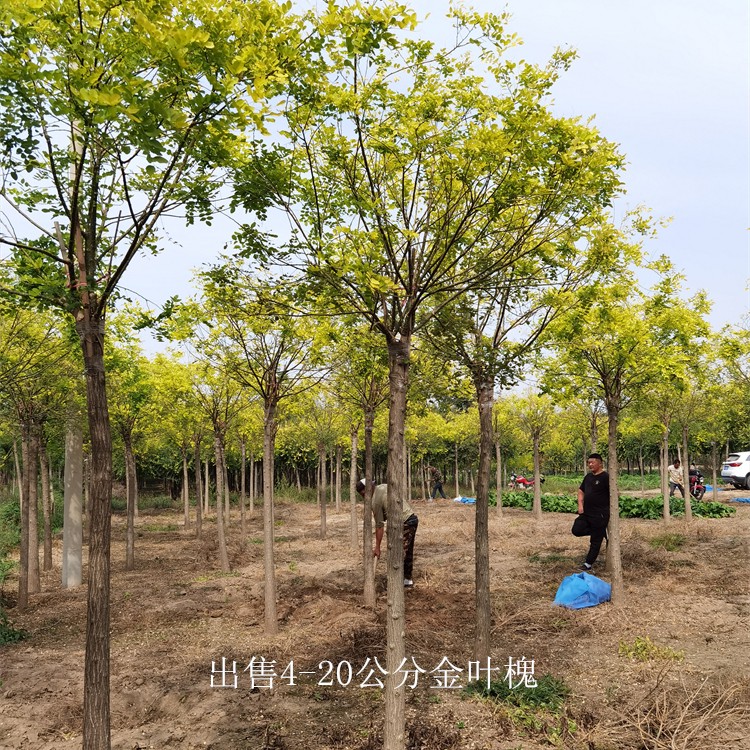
[0,0,301,743]
[544,250,710,604]
[325,323,389,600]
[0,310,72,607]
[196,272,330,635]
[516,391,555,520]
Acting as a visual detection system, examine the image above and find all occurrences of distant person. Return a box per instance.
[427,465,446,499]
[668,459,684,498]
[572,453,610,571]
[356,479,419,587]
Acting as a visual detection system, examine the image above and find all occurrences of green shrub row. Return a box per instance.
[489,491,735,519]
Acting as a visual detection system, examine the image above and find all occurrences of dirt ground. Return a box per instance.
[1,488,749,750]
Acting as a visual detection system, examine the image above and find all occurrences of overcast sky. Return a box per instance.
[129,0,750,340]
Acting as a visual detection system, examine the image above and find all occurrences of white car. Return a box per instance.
[721,451,750,489]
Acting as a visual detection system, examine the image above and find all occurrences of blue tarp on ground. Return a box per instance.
[453,496,476,504]
[553,572,611,610]
[731,497,750,503]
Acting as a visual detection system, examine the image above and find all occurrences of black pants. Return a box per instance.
[403,514,419,579]
[431,481,446,499]
[572,513,609,565]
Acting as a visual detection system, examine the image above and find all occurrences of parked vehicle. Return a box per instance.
[509,472,545,491]
[721,451,750,489]
[689,468,706,500]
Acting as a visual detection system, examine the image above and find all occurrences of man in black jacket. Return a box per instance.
[572,453,610,570]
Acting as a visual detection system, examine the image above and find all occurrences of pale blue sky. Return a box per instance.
[129,0,750,338]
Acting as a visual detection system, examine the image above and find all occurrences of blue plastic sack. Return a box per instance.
[553,572,611,609]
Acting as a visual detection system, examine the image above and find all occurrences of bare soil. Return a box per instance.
[1,489,749,750]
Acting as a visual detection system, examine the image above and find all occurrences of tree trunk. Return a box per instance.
[711,441,718,501]
[17,425,30,610]
[531,432,542,520]
[661,429,670,522]
[79,314,114,750]
[124,435,136,571]
[363,408,376,608]
[27,425,40,594]
[474,380,494,663]
[319,445,327,539]
[495,441,503,516]
[194,440,203,539]
[384,336,409,750]
[240,438,246,538]
[681,425,692,522]
[606,406,624,605]
[406,446,412,504]
[204,459,210,515]
[250,454,255,515]
[223,446,230,522]
[214,435,230,572]
[454,443,459,497]
[263,402,278,634]
[41,441,53,571]
[13,438,23,507]
[639,445,645,495]
[590,412,598,454]
[350,427,359,551]
[63,424,84,588]
[182,448,190,530]
[335,444,342,512]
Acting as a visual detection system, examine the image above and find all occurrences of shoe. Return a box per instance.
[580,562,592,571]
[404,579,414,587]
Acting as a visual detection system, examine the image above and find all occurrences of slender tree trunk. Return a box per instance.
[204,460,209,515]
[62,424,83,589]
[79,314,114,750]
[335,444,342,512]
[639,445,645,494]
[41,441,52,571]
[182,449,190,530]
[13,438,23,507]
[363,409,376,608]
[194,440,203,539]
[384,336,409,750]
[681,425,692,521]
[711,441,718,501]
[27,425,40,594]
[406,446,412,504]
[214,434,230,572]
[17,425,30,610]
[531,432,542,520]
[124,436,136,571]
[263,402,278,635]
[454,443,459,497]
[223,449,230,523]
[240,438,246,537]
[590,412,598,454]
[350,427,359,551]
[419,458,426,500]
[250,454,255,515]
[319,445,327,539]
[606,405,624,605]
[661,428,670,521]
[495,441,503,516]
[474,380,494,662]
